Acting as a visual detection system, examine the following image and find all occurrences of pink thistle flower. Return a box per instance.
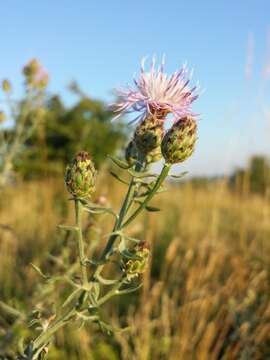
[23,59,49,88]
[112,56,199,124]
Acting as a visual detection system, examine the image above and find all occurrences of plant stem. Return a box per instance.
[122,163,171,228]
[98,159,144,263]
[32,308,76,353]
[97,280,124,306]
[75,199,88,287]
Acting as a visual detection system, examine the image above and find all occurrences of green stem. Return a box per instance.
[122,163,171,228]
[97,280,124,306]
[75,199,88,287]
[100,178,136,259]
[98,159,144,262]
[32,308,76,352]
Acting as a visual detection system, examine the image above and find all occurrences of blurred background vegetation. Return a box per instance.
[0,68,270,359]
[14,85,126,179]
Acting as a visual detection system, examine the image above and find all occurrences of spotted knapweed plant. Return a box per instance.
[18,57,199,359]
[0,59,48,187]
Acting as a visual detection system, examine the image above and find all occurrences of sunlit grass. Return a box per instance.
[0,177,269,359]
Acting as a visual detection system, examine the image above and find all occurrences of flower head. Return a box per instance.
[161,116,197,164]
[65,151,96,199]
[124,241,150,280]
[23,59,49,89]
[112,56,199,124]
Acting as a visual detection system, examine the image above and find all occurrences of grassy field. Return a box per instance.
[0,175,270,359]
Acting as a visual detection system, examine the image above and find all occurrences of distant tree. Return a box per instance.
[16,91,126,178]
[230,155,270,195]
[248,155,270,194]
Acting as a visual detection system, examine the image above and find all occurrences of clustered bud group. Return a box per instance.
[125,114,197,166]
[125,241,150,280]
[23,59,49,90]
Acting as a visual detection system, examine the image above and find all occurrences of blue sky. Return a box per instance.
[1,0,270,175]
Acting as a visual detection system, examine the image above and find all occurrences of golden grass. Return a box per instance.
[0,177,269,359]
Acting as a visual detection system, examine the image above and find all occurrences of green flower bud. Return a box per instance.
[0,111,6,123]
[161,116,197,164]
[134,116,164,155]
[23,59,49,90]
[125,138,162,166]
[2,79,11,93]
[65,151,96,199]
[125,241,150,279]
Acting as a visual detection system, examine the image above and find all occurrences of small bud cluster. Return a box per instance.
[125,241,150,280]
[125,115,197,166]
[0,80,11,124]
[2,79,11,93]
[0,111,6,124]
[65,151,96,199]
[23,59,49,90]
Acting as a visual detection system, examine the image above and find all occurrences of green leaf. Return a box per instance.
[96,274,119,285]
[108,155,131,169]
[83,204,118,218]
[120,249,142,260]
[128,169,158,178]
[145,205,161,212]
[92,282,100,300]
[169,171,188,179]
[117,283,143,295]
[98,319,114,335]
[85,258,107,266]
[123,235,141,243]
[57,224,79,232]
[89,291,99,307]
[62,288,81,307]
[30,263,49,280]
[110,171,129,185]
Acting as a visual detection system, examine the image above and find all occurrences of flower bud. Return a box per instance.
[125,241,150,279]
[134,116,164,155]
[161,116,197,164]
[65,151,96,199]
[0,111,6,123]
[2,79,11,93]
[23,59,49,90]
[125,138,162,166]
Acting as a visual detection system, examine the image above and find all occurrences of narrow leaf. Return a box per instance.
[58,225,79,232]
[128,170,158,178]
[84,205,118,218]
[145,205,161,212]
[124,235,141,243]
[62,288,81,307]
[86,258,107,266]
[169,171,188,179]
[120,249,142,260]
[110,171,129,185]
[108,156,131,169]
[117,283,143,295]
[96,274,119,285]
[89,291,99,307]
[30,263,49,280]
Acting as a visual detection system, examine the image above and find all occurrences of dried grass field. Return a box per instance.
[0,174,269,359]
